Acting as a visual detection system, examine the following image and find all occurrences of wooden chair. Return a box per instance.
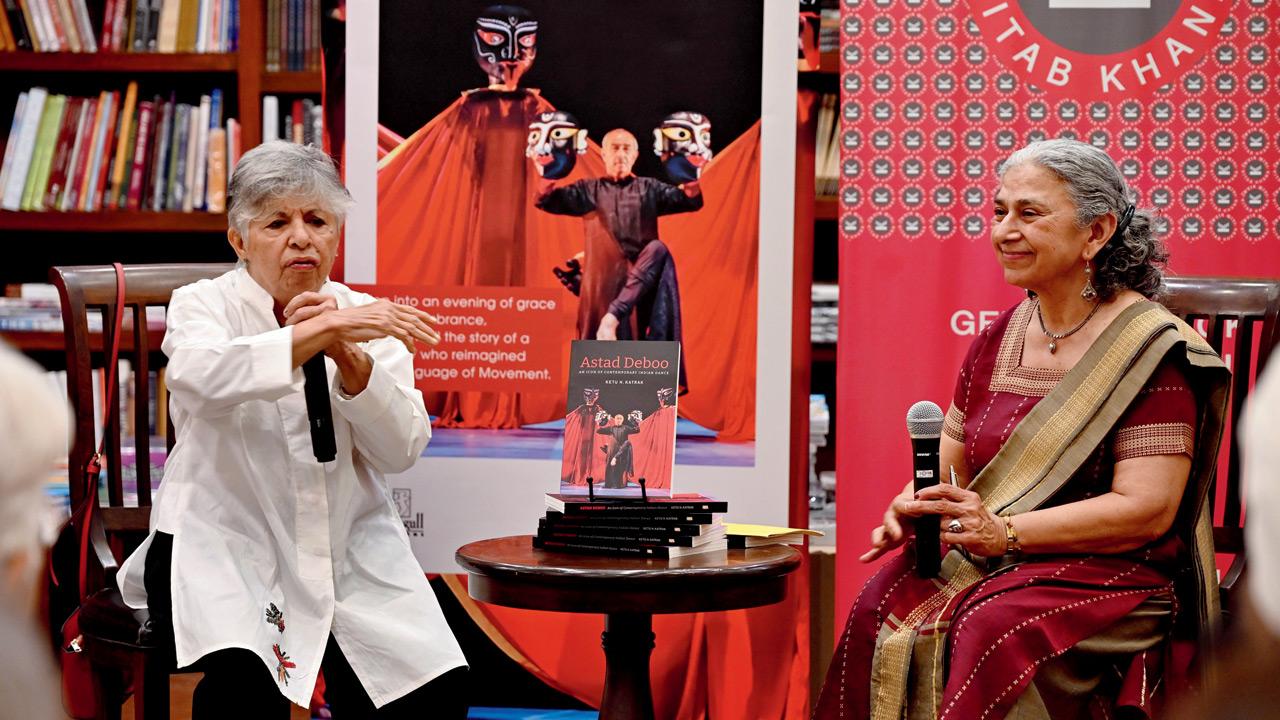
[1161,276,1280,615]
[51,263,234,720]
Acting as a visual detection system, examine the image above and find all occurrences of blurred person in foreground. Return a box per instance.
[0,345,69,719]
[814,139,1231,719]
[114,141,468,718]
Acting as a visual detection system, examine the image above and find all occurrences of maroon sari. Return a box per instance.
[814,300,1230,720]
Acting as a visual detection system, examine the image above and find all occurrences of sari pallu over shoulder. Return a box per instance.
[829,301,1230,720]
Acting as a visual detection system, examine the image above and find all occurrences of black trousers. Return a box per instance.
[144,532,469,719]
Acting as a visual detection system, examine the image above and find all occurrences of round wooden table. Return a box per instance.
[455,535,802,720]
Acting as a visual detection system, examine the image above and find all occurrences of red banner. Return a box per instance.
[350,285,567,394]
[835,0,1280,620]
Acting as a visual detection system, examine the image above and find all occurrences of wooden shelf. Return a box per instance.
[0,210,227,233]
[0,52,238,73]
[815,196,837,221]
[261,70,322,94]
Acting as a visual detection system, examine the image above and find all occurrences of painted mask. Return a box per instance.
[472,5,538,89]
[526,111,588,180]
[583,388,600,405]
[653,112,713,184]
[656,387,676,408]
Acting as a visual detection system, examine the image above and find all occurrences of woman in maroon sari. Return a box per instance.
[814,140,1230,720]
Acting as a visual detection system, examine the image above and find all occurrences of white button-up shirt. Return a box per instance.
[118,267,465,708]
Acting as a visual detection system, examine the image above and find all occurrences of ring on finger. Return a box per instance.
[946,519,963,533]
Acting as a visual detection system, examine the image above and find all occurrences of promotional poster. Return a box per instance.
[834,0,1280,618]
[366,0,764,477]
[560,340,680,497]
[340,1,796,574]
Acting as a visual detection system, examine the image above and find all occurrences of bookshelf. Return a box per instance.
[0,0,321,356]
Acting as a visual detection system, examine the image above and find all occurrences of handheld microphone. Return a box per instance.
[906,400,944,577]
[302,353,337,463]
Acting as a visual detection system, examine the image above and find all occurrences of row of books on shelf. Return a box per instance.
[534,492,820,558]
[1,83,241,213]
[264,0,319,72]
[262,93,321,146]
[814,92,841,198]
[0,282,165,332]
[0,0,238,53]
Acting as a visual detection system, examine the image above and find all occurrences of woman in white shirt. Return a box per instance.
[116,141,468,718]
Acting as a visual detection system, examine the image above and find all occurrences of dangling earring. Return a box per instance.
[1081,262,1098,301]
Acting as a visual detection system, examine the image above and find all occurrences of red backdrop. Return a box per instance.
[835,0,1280,623]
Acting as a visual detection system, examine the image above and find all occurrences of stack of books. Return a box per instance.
[534,492,729,559]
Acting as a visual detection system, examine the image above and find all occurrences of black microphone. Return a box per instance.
[302,353,336,462]
[907,400,944,577]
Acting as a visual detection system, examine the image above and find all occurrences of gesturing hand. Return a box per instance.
[328,299,442,354]
[282,291,338,327]
[901,484,1006,558]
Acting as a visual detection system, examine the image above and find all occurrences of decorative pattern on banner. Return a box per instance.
[835,0,1280,620]
[839,0,1279,250]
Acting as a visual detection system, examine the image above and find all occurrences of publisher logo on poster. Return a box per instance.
[393,488,425,537]
[968,0,1230,99]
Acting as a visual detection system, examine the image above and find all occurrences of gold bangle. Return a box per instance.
[1005,515,1021,555]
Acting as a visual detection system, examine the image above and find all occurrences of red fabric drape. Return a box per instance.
[375,104,759,440]
[631,406,677,490]
[449,562,809,719]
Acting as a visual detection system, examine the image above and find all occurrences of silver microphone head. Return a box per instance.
[906,400,944,439]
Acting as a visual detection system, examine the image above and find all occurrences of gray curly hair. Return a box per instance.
[997,139,1167,300]
[227,141,353,239]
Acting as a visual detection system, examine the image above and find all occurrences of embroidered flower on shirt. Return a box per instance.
[273,643,296,685]
[265,603,285,633]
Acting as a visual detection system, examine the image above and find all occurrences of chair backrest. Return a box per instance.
[51,263,235,541]
[1161,275,1280,593]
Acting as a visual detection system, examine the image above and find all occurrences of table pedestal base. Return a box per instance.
[600,612,655,720]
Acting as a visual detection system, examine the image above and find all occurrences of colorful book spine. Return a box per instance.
[82,91,116,211]
[145,0,160,50]
[44,97,85,210]
[14,0,40,51]
[156,0,178,51]
[148,95,172,211]
[24,94,67,211]
[88,92,120,211]
[165,102,188,210]
[110,0,128,51]
[132,0,149,51]
[72,0,95,51]
[107,82,139,209]
[0,93,29,202]
[2,87,47,212]
[191,94,210,210]
[291,98,303,143]
[261,95,278,143]
[0,3,16,49]
[52,0,79,52]
[116,101,140,208]
[1,0,30,50]
[57,95,95,211]
[205,126,226,212]
[100,0,116,50]
[126,100,155,211]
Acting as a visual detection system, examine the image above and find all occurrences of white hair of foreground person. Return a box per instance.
[0,345,69,561]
